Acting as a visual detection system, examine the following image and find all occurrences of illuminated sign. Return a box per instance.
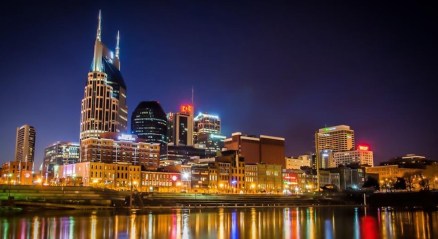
[358,145,369,151]
[323,127,336,132]
[180,104,193,114]
[117,134,136,142]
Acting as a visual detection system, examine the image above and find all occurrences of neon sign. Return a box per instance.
[180,104,193,114]
[358,145,369,151]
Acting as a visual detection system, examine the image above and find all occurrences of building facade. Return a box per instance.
[285,156,311,170]
[333,145,374,167]
[131,101,168,158]
[80,11,128,141]
[80,133,160,170]
[224,132,285,167]
[57,162,141,189]
[43,142,80,182]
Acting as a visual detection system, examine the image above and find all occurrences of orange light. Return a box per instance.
[180,104,193,114]
[358,145,369,151]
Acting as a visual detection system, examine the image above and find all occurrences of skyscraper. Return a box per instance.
[167,104,194,146]
[14,124,36,163]
[80,11,128,141]
[131,101,168,158]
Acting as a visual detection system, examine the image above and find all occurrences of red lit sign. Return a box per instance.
[180,104,193,114]
[358,145,369,151]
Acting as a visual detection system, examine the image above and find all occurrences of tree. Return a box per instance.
[362,176,379,190]
[419,176,430,191]
[393,177,406,190]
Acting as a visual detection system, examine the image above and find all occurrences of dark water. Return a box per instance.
[1,206,437,238]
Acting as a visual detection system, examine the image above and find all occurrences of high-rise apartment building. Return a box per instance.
[315,125,355,169]
[80,11,128,141]
[131,101,168,158]
[14,124,36,163]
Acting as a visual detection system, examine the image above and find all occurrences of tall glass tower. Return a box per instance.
[131,101,168,158]
[80,11,128,141]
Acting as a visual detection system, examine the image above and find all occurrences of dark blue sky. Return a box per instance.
[1,1,437,168]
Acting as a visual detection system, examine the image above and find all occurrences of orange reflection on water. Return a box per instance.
[1,207,438,238]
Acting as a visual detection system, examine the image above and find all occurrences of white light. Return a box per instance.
[117,134,136,141]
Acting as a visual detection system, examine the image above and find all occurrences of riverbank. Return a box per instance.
[1,185,437,213]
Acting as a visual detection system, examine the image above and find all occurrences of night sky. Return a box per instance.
[1,1,437,168]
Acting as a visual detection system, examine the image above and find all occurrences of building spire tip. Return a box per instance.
[96,10,102,41]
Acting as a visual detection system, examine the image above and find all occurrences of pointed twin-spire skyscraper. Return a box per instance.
[80,11,128,141]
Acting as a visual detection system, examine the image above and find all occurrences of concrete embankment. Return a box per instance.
[0,185,359,210]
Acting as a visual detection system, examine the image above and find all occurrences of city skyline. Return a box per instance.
[1,2,437,168]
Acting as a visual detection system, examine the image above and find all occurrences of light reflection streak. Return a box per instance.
[182,209,190,239]
[69,216,74,239]
[250,208,256,238]
[90,214,96,239]
[218,208,224,239]
[147,213,153,239]
[231,210,237,239]
[325,219,333,239]
[283,208,291,238]
[32,216,39,239]
[306,207,315,239]
[129,213,136,239]
[353,208,359,239]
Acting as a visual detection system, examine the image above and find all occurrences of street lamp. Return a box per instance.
[182,172,190,192]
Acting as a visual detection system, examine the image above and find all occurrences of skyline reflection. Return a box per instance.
[1,207,437,238]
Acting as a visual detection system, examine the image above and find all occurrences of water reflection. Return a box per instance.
[1,207,437,238]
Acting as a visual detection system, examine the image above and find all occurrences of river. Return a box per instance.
[1,206,437,238]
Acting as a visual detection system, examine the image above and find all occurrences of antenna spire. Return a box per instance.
[115,30,120,58]
[96,10,102,41]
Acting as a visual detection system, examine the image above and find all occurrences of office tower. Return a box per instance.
[80,11,128,141]
[315,125,355,169]
[224,132,285,167]
[43,142,80,181]
[131,101,168,158]
[168,104,194,146]
[14,124,36,163]
[194,113,221,135]
[193,112,224,156]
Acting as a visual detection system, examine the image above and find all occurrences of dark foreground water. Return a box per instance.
[1,206,437,239]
